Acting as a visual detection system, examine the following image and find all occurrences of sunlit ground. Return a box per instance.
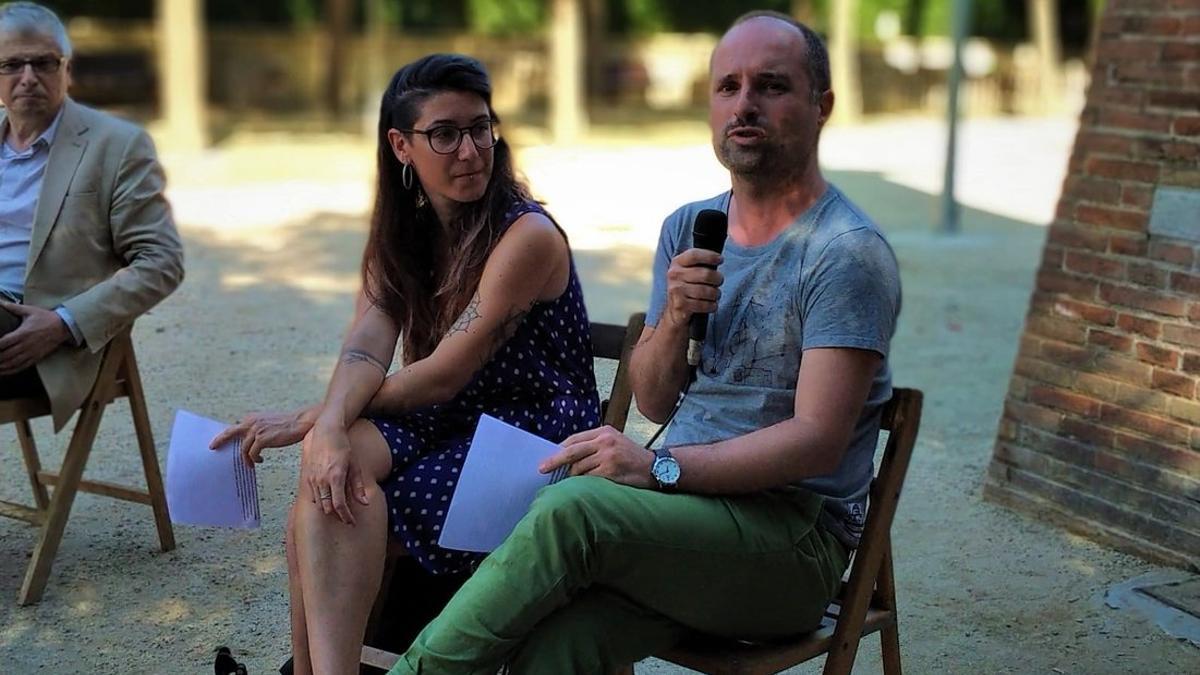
[3,113,1197,673]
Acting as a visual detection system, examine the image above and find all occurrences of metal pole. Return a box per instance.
[940,0,972,233]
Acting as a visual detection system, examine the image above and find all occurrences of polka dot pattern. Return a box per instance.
[369,200,601,575]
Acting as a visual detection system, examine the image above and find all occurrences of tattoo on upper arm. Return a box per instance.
[342,348,388,374]
[446,293,482,337]
[480,300,535,367]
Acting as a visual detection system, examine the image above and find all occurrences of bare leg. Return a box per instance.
[286,505,313,675]
[293,419,393,675]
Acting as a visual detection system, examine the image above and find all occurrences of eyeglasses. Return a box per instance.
[400,121,497,155]
[0,55,66,76]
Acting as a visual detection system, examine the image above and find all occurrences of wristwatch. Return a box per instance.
[650,446,681,490]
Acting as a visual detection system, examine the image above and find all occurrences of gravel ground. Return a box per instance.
[1,116,1197,674]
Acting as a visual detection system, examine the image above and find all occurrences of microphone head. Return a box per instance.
[692,209,728,254]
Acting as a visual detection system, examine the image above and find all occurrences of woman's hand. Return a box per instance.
[210,405,319,466]
[300,421,369,525]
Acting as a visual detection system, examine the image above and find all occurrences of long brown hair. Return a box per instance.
[363,53,534,363]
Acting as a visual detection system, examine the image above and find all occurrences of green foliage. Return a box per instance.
[465,0,543,36]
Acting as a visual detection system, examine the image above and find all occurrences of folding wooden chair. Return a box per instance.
[646,387,924,675]
[359,312,647,671]
[0,328,175,605]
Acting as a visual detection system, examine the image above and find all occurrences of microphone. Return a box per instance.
[687,209,728,368]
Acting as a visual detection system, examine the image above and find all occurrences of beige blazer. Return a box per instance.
[1,99,184,430]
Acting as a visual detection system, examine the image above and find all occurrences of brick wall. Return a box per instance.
[984,0,1200,569]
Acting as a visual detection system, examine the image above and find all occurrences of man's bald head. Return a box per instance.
[717,10,830,103]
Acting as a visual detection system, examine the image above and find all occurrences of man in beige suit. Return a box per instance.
[0,2,183,431]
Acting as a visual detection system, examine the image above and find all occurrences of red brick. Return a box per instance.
[1075,372,1119,401]
[1163,324,1200,349]
[1089,329,1134,353]
[1115,431,1200,473]
[1117,313,1162,340]
[1053,299,1116,326]
[1110,234,1149,257]
[1076,131,1136,158]
[1120,184,1155,211]
[1175,116,1200,136]
[1101,404,1191,444]
[1093,351,1155,386]
[1171,272,1200,296]
[998,418,1018,441]
[1060,417,1115,448]
[1185,17,1200,35]
[1147,90,1200,112]
[1126,262,1168,288]
[1015,356,1076,388]
[1085,157,1160,183]
[1100,283,1189,317]
[1004,400,1063,431]
[1095,109,1174,135]
[1153,370,1196,399]
[1138,138,1200,163]
[1124,16,1181,35]
[1098,39,1164,63]
[1114,382,1172,415]
[1048,223,1110,252]
[1029,316,1089,345]
[1030,386,1102,418]
[1043,245,1065,268]
[1191,303,1200,323]
[1168,398,1200,425]
[1166,141,1200,162]
[1136,342,1181,369]
[1064,175,1123,204]
[1163,42,1200,63]
[1065,250,1128,278]
[1161,166,1200,186]
[1148,241,1195,267]
[1111,64,1188,90]
[1074,204,1148,233]
[1041,341,1095,368]
[1038,269,1100,299]
[1185,354,1200,375]
[1092,86,1144,109]
[1019,335,1044,360]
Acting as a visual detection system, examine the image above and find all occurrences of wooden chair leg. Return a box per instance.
[16,418,49,510]
[18,397,106,605]
[877,547,902,675]
[121,348,175,552]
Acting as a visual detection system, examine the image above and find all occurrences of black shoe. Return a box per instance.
[215,646,249,675]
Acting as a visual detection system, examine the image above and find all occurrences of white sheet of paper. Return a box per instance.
[165,409,260,529]
[438,414,568,552]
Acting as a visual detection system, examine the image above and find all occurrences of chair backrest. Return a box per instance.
[590,312,646,433]
[823,387,923,670]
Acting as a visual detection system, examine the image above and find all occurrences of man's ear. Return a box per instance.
[386,128,408,164]
[817,89,834,128]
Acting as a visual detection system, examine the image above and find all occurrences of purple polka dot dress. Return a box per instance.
[369,200,600,575]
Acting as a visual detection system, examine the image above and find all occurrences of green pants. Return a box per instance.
[391,475,849,675]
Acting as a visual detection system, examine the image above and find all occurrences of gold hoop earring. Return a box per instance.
[401,162,415,190]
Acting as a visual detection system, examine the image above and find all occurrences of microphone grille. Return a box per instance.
[693,209,728,253]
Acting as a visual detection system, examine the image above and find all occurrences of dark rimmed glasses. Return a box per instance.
[0,55,67,76]
[400,121,498,155]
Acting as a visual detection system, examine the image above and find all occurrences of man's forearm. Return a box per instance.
[629,318,692,422]
[670,416,844,495]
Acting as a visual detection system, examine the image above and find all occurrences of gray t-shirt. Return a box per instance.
[646,185,901,548]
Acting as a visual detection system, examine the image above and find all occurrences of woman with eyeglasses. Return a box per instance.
[214,54,600,674]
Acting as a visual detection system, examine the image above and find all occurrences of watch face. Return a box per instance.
[653,457,681,485]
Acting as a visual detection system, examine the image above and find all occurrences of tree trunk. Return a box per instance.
[325,0,351,120]
[550,0,587,143]
[830,0,862,124]
[156,0,207,149]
